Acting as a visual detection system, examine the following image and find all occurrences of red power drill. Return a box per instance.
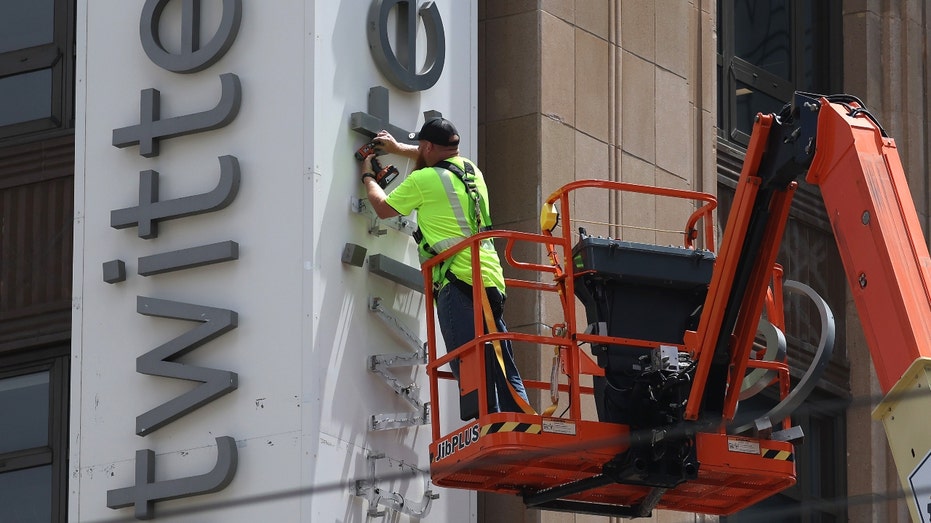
[355,141,399,189]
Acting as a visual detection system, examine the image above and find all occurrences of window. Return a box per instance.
[716,1,849,520]
[0,2,76,522]
[717,0,842,145]
[0,0,74,140]
[0,347,69,523]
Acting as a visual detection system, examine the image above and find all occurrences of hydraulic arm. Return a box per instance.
[805,93,931,523]
[689,92,931,521]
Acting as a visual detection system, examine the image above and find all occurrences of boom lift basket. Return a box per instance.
[423,180,798,517]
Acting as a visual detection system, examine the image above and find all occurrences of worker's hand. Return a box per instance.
[362,153,376,176]
[374,130,402,155]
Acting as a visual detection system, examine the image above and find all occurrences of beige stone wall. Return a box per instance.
[843,2,928,521]
[477,1,717,522]
[845,0,931,232]
[477,1,931,521]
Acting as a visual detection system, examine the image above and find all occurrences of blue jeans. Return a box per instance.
[436,281,529,418]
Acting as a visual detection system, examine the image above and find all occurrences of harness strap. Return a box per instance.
[479,288,537,415]
[434,160,493,232]
[415,159,494,288]
[436,164,474,239]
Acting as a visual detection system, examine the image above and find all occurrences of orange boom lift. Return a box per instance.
[422,92,931,519]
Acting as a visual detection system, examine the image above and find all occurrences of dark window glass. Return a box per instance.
[735,0,791,80]
[799,2,815,90]
[0,0,72,140]
[0,0,55,53]
[0,351,68,522]
[0,465,53,523]
[735,81,786,137]
[717,0,841,146]
[0,69,53,127]
[0,371,50,453]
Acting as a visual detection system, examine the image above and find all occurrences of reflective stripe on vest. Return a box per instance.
[438,169,472,241]
[417,164,494,263]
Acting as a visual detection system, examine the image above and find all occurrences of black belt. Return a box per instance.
[444,271,474,295]
[443,271,505,301]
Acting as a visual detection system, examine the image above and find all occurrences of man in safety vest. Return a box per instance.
[359,117,530,419]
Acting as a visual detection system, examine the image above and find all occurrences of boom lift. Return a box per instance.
[420,92,931,519]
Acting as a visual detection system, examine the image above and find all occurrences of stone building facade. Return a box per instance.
[477,1,925,521]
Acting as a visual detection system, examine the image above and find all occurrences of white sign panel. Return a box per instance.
[72,0,477,520]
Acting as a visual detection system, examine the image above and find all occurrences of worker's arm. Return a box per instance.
[361,154,400,219]
[375,130,418,160]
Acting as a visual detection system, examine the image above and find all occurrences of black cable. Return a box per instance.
[849,107,889,137]
[821,93,889,137]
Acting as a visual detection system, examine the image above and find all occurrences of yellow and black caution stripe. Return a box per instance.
[480,421,542,437]
[761,449,794,462]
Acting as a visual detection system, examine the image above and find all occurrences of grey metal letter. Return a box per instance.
[138,241,239,276]
[368,254,423,293]
[367,0,445,92]
[135,296,239,436]
[111,155,241,239]
[350,86,442,144]
[112,73,242,157]
[103,259,127,283]
[140,0,242,73]
[106,436,238,519]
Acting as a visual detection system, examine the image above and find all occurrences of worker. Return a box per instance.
[358,117,530,419]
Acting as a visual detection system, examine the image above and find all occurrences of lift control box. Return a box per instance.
[571,236,715,425]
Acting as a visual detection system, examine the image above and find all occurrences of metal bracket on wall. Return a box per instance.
[351,196,418,237]
[353,451,438,519]
[368,296,430,431]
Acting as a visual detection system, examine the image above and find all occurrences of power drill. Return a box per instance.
[355,141,399,189]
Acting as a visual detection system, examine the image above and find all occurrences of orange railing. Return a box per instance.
[422,180,722,442]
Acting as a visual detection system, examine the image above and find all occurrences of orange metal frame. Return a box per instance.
[806,98,931,395]
[421,180,798,515]
[684,114,798,422]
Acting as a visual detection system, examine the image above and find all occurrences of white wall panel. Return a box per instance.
[74,0,477,521]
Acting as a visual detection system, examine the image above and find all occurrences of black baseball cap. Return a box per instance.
[409,117,460,146]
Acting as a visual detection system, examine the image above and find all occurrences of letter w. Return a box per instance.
[135,296,239,436]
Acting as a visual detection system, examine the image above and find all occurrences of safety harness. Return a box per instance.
[412,159,494,291]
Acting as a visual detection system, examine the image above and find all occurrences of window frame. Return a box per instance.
[0,0,75,141]
[716,1,849,520]
[0,345,70,523]
[717,0,843,146]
